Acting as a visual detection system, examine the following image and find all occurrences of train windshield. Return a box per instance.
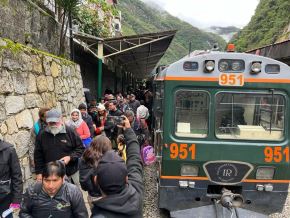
[175,90,209,138]
[215,92,285,141]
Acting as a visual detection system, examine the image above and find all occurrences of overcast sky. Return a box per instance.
[142,0,260,28]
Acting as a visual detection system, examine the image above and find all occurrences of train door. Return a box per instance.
[153,80,164,159]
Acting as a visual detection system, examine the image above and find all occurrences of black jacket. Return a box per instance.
[0,140,23,203]
[34,125,84,176]
[105,109,123,140]
[19,182,88,218]
[82,112,95,138]
[91,128,144,218]
[79,159,101,197]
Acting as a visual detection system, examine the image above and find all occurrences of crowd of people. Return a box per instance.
[0,88,153,218]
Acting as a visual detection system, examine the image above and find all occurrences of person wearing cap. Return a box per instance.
[90,116,144,218]
[129,94,140,115]
[136,100,149,120]
[78,103,96,138]
[34,109,84,182]
[20,161,88,218]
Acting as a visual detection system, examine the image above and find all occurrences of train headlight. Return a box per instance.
[219,61,229,71]
[256,167,275,180]
[204,60,215,72]
[232,61,243,71]
[181,165,199,176]
[251,62,262,74]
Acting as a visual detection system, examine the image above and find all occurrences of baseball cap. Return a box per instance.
[46,109,62,123]
[96,151,127,195]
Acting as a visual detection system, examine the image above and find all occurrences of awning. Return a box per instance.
[73,30,176,78]
[246,39,290,65]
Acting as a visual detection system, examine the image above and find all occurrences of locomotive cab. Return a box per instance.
[154,51,290,216]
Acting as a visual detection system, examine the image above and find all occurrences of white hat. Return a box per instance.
[97,104,106,111]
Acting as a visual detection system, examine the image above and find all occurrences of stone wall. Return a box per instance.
[0,0,65,56]
[0,37,84,186]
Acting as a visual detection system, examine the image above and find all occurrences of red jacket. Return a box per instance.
[76,121,91,139]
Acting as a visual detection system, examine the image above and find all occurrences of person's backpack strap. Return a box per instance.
[34,121,40,135]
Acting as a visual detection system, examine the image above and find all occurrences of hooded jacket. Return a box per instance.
[19,181,88,218]
[0,140,23,203]
[91,128,143,218]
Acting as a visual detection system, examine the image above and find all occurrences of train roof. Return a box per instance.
[156,51,290,82]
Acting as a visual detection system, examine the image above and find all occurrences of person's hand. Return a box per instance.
[36,174,42,182]
[118,116,131,130]
[60,156,71,165]
[9,203,20,215]
[9,203,20,209]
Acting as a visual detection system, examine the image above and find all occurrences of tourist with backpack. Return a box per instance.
[125,110,150,146]
[19,161,88,218]
[29,107,50,172]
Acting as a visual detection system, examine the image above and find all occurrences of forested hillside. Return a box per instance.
[231,0,290,51]
[117,0,226,65]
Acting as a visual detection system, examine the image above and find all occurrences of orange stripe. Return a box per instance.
[160,175,208,180]
[165,76,218,81]
[245,78,290,83]
[164,76,290,84]
[243,179,290,183]
[160,175,290,183]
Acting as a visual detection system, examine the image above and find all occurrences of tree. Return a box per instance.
[55,0,80,56]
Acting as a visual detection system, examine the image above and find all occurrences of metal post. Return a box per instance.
[97,58,103,101]
[97,42,104,101]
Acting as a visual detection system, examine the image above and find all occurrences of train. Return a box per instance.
[152,46,290,217]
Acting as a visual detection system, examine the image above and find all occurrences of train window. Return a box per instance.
[183,61,199,71]
[218,59,245,72]
[175,90,209,138]
[215,92,285,141]
[265,64,280,74]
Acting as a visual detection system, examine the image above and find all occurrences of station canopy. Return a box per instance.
[246,39,290,65]
[74,30,176,78]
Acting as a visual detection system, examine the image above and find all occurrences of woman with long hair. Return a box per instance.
[79,135,112,199]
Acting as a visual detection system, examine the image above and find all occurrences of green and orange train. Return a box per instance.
[153,49,290,215]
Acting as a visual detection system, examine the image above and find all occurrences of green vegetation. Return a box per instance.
[0,38,75,66]
[75,0,116,38]
[231,0,290,52]
[117,0,226,65]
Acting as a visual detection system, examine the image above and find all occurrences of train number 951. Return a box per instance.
[169,143,196,160]
[264,146,289,163]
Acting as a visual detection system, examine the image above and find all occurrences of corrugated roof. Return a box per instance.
[74,30,176,78]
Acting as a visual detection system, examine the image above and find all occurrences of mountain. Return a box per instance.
[117,0,226,65]
[231,0,290,52]
[208,26,240,42]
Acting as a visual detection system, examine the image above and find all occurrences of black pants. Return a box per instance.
[0,194,12,218]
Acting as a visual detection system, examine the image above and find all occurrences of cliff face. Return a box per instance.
[231,0,290,51]
[117,0,226,65]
